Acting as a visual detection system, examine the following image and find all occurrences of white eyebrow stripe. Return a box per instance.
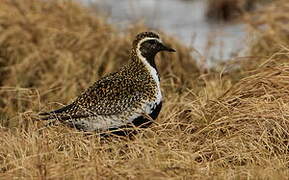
[137,37,162,47]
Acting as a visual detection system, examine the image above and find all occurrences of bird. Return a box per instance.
[39,31,175,134]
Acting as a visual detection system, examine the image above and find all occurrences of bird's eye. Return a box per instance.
[147,40,157,44]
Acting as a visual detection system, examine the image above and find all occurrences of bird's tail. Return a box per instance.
[38,103,74,120]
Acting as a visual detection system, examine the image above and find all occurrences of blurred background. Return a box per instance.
[82,0,268,62]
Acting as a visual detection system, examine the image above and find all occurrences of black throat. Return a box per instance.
[139,42,159,71]
[143,54,157,70]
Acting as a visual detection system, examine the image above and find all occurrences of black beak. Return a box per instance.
[160,43,176,52]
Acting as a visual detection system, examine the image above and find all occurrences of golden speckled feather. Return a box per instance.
[40,32,175,133]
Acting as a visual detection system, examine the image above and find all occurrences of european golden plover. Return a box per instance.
[40,32,175,133]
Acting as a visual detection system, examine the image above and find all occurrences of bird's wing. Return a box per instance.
[39,71,151,121]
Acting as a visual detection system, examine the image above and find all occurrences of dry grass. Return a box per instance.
[0,0,200,127]
[219,0,289,84]
[0,0,289,179]
[246,0,289,59]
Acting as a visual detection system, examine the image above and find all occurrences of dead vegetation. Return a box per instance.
[0,0,288,179]
[246,0,289,59]
[0,0,199,127]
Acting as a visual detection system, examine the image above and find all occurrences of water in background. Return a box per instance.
[81,0,247,63]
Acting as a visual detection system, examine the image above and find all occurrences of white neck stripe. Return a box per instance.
[136,37,162,106]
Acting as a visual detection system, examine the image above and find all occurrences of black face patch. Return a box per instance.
[139,39,162,69]
[140,39,161,58]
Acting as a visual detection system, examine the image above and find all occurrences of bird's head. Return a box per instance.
[132,32,175,61]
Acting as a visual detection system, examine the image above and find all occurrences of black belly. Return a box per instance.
[103,102,163,136]
[131,101,162,128]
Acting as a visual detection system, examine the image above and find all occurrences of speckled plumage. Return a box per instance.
[40,32,175,133]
